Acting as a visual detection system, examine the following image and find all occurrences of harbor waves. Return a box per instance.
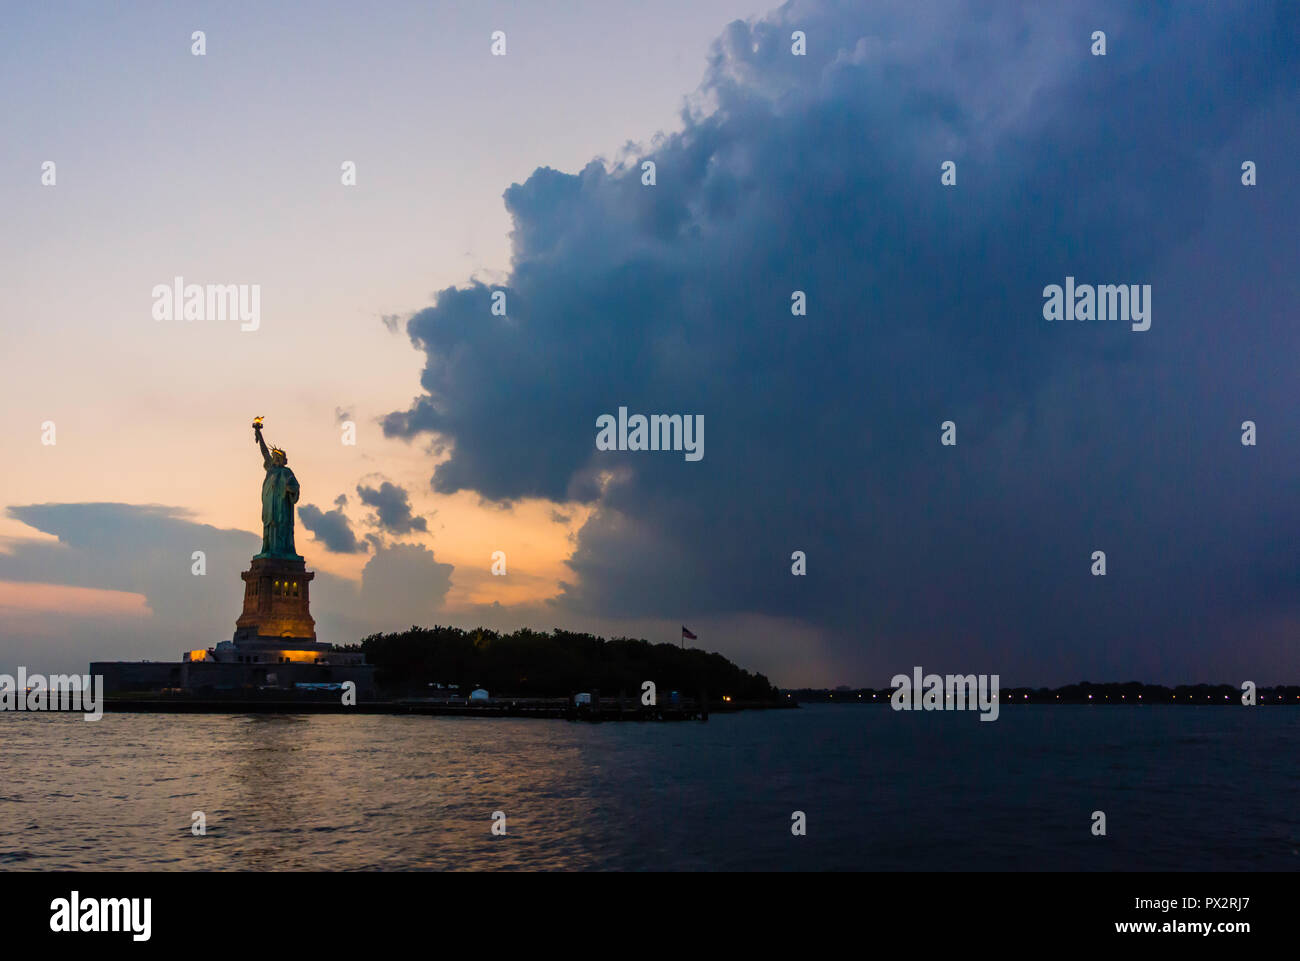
[0,707,1296,871]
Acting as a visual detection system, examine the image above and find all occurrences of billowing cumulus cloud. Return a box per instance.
[356,481,428,535]
[383,0,1300,685]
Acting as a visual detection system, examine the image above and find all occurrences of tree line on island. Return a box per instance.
[351,626,780,702]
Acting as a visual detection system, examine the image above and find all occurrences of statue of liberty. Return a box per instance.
[251,417,301,559]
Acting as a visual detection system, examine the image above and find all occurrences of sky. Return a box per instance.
[1,0,1297,688]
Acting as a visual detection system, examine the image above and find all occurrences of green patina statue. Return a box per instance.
[252,417,301,559]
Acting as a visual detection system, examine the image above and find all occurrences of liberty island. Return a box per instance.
[85,421,765,718]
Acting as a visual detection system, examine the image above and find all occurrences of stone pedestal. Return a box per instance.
[233,556,317,642]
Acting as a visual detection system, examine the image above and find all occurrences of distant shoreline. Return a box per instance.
[9,682,1294,720]
[786,681,1299,705]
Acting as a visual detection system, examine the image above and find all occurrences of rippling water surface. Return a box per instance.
[1,705,1296,870]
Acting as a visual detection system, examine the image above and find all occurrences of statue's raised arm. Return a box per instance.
[252,417,272,468]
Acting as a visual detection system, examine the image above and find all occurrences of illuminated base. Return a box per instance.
[233,556,317,642]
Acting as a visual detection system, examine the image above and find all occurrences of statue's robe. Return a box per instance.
[260,461,300,557]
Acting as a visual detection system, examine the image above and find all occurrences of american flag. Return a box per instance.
[681,626,697,640]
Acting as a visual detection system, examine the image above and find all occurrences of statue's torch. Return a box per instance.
[252,416,264,442]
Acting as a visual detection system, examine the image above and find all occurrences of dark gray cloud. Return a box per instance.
[299,501,368,554]
[382,0,1300,684]
[356,481,428,535]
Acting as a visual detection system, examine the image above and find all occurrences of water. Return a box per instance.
[1,705,1296,870]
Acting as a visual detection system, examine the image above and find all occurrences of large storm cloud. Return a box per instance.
[383,0,1300,683]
